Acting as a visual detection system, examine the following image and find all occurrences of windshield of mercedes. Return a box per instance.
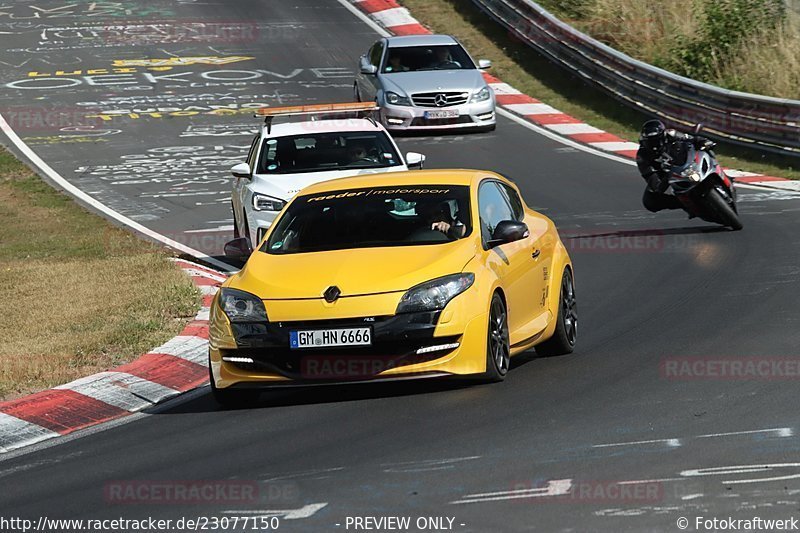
[263,185,472,254]
[257,131,401,174]
[382,44,476,73]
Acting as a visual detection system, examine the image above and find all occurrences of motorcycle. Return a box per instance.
[657,124,743,231]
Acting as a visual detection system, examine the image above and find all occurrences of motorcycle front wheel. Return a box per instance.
[706,188,743,231]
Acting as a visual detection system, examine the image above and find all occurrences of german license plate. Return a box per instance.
[424,110,458,119]
[290,328,372,349]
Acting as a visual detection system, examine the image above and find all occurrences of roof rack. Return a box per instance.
[255,102,381,133]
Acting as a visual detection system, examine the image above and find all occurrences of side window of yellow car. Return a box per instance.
[478,181,515,244]
[497,183,525,221]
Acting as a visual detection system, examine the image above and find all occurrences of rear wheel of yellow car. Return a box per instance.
[209,364,260,408]
[484,293,510,382]
[536,267,577,357]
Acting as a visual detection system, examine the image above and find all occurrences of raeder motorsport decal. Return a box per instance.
[306,187,452,202]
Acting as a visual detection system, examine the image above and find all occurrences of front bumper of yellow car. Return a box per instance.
[208,290,490,389]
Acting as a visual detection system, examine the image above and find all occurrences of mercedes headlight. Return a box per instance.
[252,193,286,211]
[385,91,412,106]
[396,273,475,314]
[470,86,491,103]
[219,288,267,322]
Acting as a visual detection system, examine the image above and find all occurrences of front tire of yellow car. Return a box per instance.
[483,293,510,382]
[209,365,260,408]
[535,266,577,357]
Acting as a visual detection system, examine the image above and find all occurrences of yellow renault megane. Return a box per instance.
[209,169,576,405]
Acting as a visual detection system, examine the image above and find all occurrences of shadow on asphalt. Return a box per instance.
[156,350,543,414]
[562,225,731,240]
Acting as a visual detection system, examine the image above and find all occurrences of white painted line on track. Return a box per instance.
[592,438,682,448]
[260,467,345,482]
[496,108,637,166]
[681,493,704,500]
[337,0,391,37]
[222,503,328,519]
[0,113,236,273]
[697,427,794,439]
[616,478,685,485]
[381,456,480,473]
[451,479,573,504]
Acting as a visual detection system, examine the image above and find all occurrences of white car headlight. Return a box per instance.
[385,91,412,106]
[219,288,267,323]
[252,193,286,212]
[470,86,491,103]
[396,273,475,314]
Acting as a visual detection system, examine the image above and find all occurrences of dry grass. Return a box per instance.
[712,13,800,98]
[572,0,701,64]
[0,149,199,400]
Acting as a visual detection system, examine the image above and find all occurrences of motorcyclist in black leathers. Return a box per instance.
[636,119,716,212]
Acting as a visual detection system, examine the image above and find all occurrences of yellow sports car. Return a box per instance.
[209,169,576,405]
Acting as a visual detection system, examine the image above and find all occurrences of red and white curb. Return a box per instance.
[0,259,225,454]
[350,0,795,189]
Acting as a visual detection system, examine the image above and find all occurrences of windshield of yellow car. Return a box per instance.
[263,185,472,254]
[257,131,401,174]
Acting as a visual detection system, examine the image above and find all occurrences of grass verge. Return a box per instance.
[0,147,200,401]
[399,0,800,179]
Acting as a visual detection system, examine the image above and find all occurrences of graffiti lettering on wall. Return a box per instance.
[6,68,353,90]
[75,145,250,187]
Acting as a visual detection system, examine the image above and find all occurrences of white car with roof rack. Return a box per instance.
[229,102,426,247]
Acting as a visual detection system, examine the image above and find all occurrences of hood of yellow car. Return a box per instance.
[231,240,478,300]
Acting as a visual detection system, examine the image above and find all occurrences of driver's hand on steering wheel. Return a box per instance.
[431,221,451,234]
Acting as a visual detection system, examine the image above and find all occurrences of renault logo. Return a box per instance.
[323,286,341,303]
[434,93,448,107]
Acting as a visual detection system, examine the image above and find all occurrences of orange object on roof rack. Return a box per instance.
[255,102,380,117]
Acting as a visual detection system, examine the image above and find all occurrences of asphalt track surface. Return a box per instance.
[2,1,800,531]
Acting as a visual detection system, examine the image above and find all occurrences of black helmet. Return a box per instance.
[640,119,666,151]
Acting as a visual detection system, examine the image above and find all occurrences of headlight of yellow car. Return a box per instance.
[218,288,268,322]
[396,273,475,314]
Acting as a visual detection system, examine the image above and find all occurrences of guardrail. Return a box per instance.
[472,0,800,156]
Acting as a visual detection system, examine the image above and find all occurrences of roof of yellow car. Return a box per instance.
[297,169,501,196]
